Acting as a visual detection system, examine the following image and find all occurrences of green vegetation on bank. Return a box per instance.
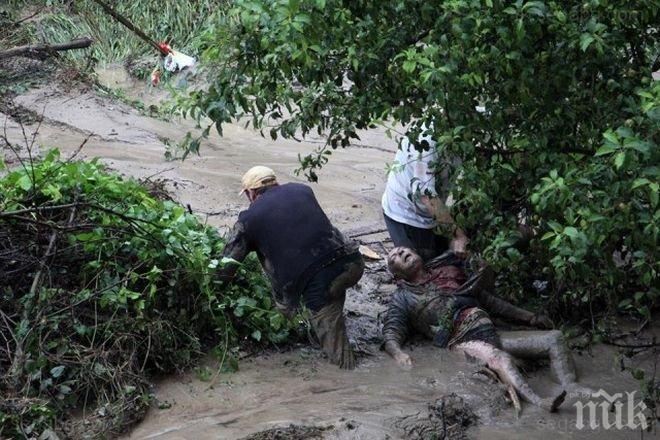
[0,150,295,438]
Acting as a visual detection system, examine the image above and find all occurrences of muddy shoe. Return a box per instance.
[540,390,567,412]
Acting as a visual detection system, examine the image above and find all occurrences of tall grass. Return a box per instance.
[2,0,229,64]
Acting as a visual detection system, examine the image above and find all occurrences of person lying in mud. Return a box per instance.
[215,166,364,370]
[382,247,588,412]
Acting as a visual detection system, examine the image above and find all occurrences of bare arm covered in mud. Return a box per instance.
[215,221,251,283]
[382,290,414,366]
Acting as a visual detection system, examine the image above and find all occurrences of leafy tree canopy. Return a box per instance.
[180,0,659,322]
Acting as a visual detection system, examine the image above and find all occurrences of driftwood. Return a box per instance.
[0,37,93,60]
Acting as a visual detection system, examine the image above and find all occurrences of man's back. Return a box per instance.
[238,183,351,305]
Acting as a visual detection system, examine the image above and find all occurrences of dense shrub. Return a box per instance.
[0,150,294,437]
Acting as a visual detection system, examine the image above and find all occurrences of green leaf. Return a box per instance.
[614,152,626,169]
[50,366,65,378]
[579,34,595,52]
[501,163,515,173]
[594,144,617,156]
[563,226,579,239]
[17,174,33,191]
[603,130,619,144]
[547,221,562,232]
[402,60,416,73]
[540,231,555,241]
[632,178,650,189]
[625,139,651,154]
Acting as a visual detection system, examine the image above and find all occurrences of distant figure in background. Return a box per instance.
[215,166,364,369]
[382,126,468,261]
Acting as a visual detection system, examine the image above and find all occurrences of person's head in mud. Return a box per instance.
[387,247,424,281]
[240,165,279,203]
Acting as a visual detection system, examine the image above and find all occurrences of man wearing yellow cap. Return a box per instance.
[215,166,364,369]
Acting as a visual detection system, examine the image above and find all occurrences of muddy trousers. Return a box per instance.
[303,253,365,370]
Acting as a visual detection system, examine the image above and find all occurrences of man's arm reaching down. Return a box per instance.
[215,221,250,284]
[420,195,469,258]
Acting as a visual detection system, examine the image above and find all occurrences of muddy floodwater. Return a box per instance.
[2,66,656,439]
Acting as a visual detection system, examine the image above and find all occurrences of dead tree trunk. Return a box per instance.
[0,37,93,60]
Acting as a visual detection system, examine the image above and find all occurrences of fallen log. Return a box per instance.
[0,37,93,60]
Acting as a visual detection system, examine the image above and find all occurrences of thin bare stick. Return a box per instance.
[66,133,93,162]
[0,202,83,217]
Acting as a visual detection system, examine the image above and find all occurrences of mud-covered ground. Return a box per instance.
[1,63,657,439]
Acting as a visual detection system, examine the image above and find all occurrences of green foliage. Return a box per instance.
[179,0,659,321]
[0,150,294,437]
[0,400,55,440]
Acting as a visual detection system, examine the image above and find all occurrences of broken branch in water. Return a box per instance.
[0,37,94,60]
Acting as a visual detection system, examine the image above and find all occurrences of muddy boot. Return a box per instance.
[310,301,355,370]
[539,390,567,412]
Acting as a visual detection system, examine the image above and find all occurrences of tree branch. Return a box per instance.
[0,37,93,60]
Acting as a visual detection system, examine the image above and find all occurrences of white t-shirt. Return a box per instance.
[382,131,439,229]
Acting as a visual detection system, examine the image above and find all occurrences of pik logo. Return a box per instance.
[574,390,650,430]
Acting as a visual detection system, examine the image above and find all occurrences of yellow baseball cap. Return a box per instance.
[240,165,277,194]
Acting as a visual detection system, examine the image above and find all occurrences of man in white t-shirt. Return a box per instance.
[381,127,468,261]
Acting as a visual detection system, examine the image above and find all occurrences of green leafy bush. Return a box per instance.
[179,0,658,322]
[0,150,294,437]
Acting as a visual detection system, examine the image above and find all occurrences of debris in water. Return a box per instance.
[359,244,381,260]
[238,424,333,440]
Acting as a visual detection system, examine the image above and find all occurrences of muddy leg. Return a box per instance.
[304,255,363,370]
[501,331,592,394]
[309,299,355,370]
[545,331,596,395]
[455,341,566,412]
[500,331,550,358]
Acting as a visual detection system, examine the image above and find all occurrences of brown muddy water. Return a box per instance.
[1,65,656,439]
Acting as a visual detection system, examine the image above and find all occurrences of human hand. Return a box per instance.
[530,313,554,329]
[450,235,469,259]
[395,352,413,368]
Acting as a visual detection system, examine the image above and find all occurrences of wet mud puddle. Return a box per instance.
[124,331,651,439]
